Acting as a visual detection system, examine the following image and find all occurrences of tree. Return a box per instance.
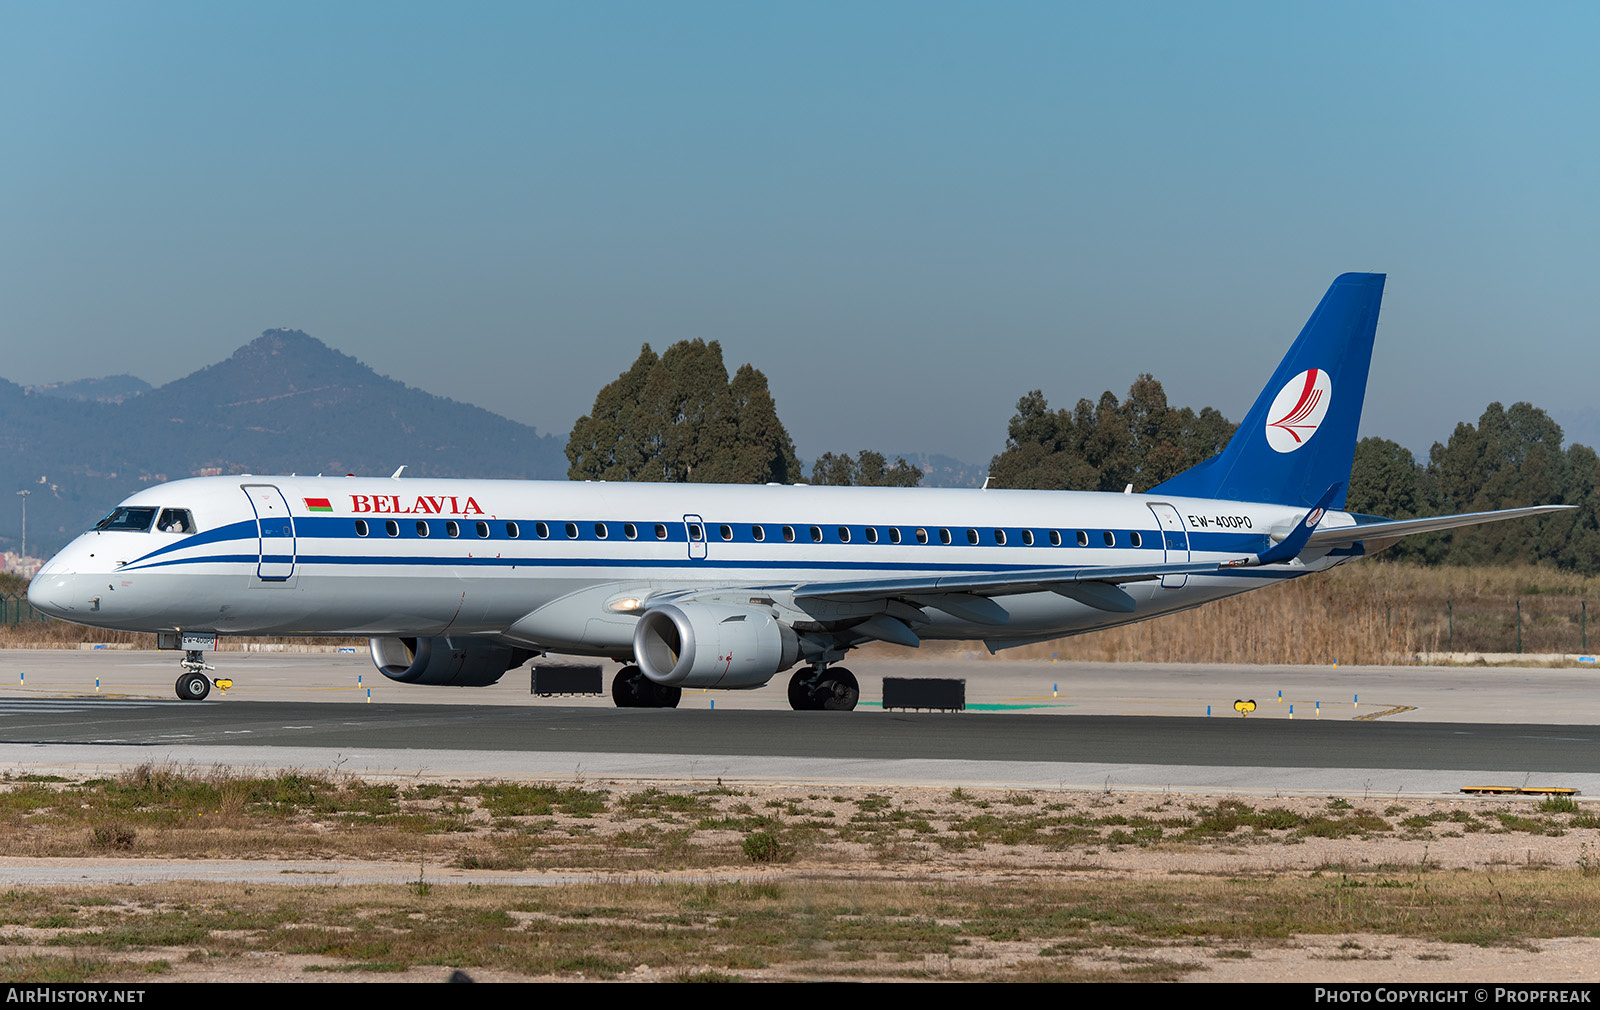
[1347,437,1424,519]
[810,450,922,487]
[566,340,801,484]
[988,375,1234,492]
[1417,401,1584,567]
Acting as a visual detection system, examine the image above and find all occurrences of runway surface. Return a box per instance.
[2,650,1597,794]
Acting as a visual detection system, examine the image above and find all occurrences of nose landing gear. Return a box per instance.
[173,650,229,700]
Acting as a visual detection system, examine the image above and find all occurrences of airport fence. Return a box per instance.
[0,592,46,625]
[1412,598,1591,657]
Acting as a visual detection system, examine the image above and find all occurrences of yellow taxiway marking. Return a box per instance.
[1354,705,1417,721]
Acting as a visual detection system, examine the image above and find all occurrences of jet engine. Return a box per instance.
[369,636,535,687]
[633,602,799,689]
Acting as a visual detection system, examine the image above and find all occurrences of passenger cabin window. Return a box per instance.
[837,526,851,543]
[810,526,823,543]
[719,524,733,541]
[889,528,902,544]
[416,521,429,537]
[752,525,766,542]
[865,527,878,544]
[783,525,796,542]
[595,523,609,539]
[966,528,979,545]
[1021,530,1034,546]
[624,523,638,540]
[654,524,668,540]
[506,522,520,538]
[476,521,490,538]
[157,508,194,534]
[535,522,550,539]
[915,528,928,544]
[445,521,460,538]
[1049,530,1062,547]
[939,528,952,545]
[993,529,1006,546]
[688,523,703,542]
[1130,531,1143,548]
[1103,531,1115,547]
[386,520,399,537]
[1076,530,1089,547]
[355,520,369,537]
[566,523,579,539]
[95,506,157,533]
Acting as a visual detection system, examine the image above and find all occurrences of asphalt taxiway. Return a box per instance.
[1,649,1597,794]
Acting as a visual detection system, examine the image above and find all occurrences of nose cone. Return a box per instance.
[27,567,76,618]
[28,541,92,620]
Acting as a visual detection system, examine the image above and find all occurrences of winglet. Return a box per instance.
[1254,482,1342,566]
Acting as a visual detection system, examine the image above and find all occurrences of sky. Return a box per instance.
[3,2,1597,467]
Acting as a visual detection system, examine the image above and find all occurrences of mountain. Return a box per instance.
[0,330,565,557]
[889,451,987,488]
[27,375,152,403]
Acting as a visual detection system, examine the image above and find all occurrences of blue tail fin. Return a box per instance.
[1149,272,1385,509]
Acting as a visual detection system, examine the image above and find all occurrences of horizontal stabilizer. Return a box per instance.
[1307,505,1575,549]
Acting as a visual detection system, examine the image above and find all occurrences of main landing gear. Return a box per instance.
[611,665,682,709]
[787,666,859,712]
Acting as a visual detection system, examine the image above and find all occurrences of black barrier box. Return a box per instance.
[531,665,604,696]
[882,677,965,711]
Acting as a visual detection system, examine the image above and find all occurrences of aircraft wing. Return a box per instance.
[793,560,1228,620]
[795,562,1226,601]
[1306,504,1575,549]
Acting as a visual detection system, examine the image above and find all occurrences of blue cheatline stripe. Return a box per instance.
[127,516,1265,568]
[120,542,1347,579]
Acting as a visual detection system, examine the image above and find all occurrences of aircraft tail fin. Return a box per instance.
[1149,272,1385,509]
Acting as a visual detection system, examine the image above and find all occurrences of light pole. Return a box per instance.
[15,490,28,561]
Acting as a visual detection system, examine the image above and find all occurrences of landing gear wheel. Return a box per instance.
[175,672,211,701]
[612,666,648,708]
[787,671,815,711]
[816,666,859,711]
[788,667,859,712]
[612,666,681,709]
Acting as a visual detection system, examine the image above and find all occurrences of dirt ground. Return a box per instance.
[5,779,1600,982]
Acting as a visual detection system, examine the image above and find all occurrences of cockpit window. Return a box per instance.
[157,508,195,534]
[95,506,158,532]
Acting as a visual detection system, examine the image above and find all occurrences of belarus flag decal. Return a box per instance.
[304,498,333,512]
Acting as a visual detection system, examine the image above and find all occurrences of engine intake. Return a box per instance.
[633,603,799,688]
[369,636,535,687]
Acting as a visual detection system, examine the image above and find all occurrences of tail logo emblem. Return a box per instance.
[1264,368,1331,453]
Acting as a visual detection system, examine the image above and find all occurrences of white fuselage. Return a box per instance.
[29,475,1359,656]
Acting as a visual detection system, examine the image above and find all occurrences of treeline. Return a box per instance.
[988,379,1599,572]
[1347,404,1599,571]
[567,341,1599,572]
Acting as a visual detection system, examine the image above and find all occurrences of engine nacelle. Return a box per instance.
[633,603,800,688]
[369,636,534,687]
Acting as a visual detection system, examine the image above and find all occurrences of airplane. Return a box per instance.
[27,273,1571,708]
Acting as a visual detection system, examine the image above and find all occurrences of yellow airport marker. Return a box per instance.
[1234,699,1256,718]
